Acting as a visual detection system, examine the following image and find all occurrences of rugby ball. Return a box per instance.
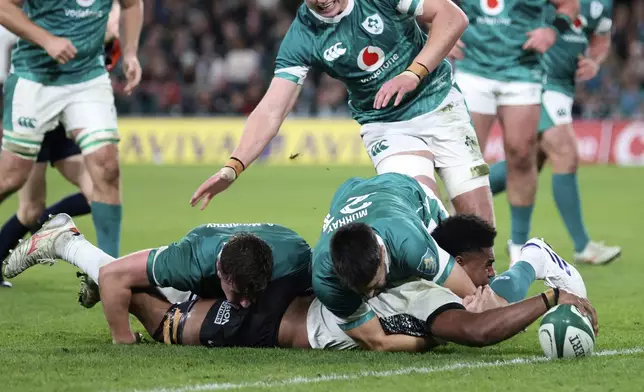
[538,304,595,359]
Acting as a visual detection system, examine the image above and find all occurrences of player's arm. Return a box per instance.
[229,78,302,171]
[549,0,579,21]
[118,0,141,59]
[374,0,468,108]
[429,289,598,347]
[0,0,77,63]
[344,316,428,352]
[576,6,612,81]
[524,0,579,53]
[98,250,153,345]
[411,0,468,77]
[190,21,310,209]
[105,0,121,43]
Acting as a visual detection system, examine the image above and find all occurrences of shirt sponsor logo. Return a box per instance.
[214,301,232,325]
[64,9,104,18]
[323,42,347,62]
[480,0,504,16]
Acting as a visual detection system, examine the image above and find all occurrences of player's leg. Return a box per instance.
[539,94,621,264]
[496,81,542,262]
[63,74,122,258]
[361,123,441,197]
[415,86,494,226]
[453,71,499,151]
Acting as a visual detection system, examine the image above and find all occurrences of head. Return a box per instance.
[217,233,273,308]
[330,223,387,298]
[431,214,497,287]
[305,0,349,18]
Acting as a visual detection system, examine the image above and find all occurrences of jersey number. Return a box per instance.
[340,193,375,215]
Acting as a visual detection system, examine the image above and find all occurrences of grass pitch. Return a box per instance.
[0,164,642,392]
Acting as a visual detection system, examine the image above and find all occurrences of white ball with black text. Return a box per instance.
[538,304,595,359]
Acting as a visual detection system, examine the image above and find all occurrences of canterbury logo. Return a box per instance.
[323,42,346,62]
[370,140,389,156]
[17,117,36,129]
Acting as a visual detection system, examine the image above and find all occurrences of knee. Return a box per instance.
[91,147,121,188]
[547,141,579,173]
[505,142,537,172]
[17,202,45,226]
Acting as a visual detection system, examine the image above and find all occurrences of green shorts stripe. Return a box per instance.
[2,74,19,131]
[79,138,120,152]
[1,132,42,146]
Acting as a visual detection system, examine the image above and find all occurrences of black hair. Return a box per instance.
[431,214,496,258]
[330,222,381,293]
[218,233,273,301]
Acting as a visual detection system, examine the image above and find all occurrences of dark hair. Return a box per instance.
[330,222,381,293]
[431,214,496,258]
[218,233,273,301]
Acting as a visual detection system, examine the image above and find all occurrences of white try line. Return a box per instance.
[133,347,643,392]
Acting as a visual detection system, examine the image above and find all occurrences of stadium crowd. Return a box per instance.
[112,0,644,118]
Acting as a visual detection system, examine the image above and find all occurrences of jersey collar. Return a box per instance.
[307,0,355,24]
[374,233,391,274]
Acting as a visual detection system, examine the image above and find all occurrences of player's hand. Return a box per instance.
[464,286,505,313]
[373,72,420,109]
[523,27,557,53]
[190,169,235,210]
[122,54,142,96]
[44,36,77,64]
[558,290,599,336]
[448,39,466,60]
[575,55,600,82]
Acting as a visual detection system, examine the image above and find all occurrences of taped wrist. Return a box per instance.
[552,14,572,35]
[541,288,560,310]
[222,156,246,181]
[406,62,430,81]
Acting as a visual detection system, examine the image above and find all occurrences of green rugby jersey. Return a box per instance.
[544,0,612,97]
[147,223,312,299]
[274,0,454,125]
[11,0,111,85]
[456,0,549,83]
[311,174,453,330]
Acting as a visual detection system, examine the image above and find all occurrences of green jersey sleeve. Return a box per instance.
[589,0,612,35]
[274,19,313,85]
[385,219,455,286]
[386,0,425,17]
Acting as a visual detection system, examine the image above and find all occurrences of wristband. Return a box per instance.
[406,62,430,80]
[542,288,560,310]
[401,70,421,82]
[552,14,572,35]
[225,157,245,178]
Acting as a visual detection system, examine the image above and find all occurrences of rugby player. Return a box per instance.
[191,0,496,227]
[0,0,143,262]
[11,236,597,351]
[312,173,586,351]
[0,2,123,288]
[2,214,313,345]
[487,0,620,265]
[449,0,579,263]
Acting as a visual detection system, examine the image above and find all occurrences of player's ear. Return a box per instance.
[455,256,464,266]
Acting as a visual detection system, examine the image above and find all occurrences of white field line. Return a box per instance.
[132,347,643,392]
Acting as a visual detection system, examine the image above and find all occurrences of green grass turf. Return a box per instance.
[0,165,642,392]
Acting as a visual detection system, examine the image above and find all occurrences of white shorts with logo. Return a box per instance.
[306,280,463,350]
[361,86,486,170]
[454,71,542,115]
[540,90,573,131]
[2,73,118,159]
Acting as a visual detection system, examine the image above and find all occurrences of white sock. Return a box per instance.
[55,234,115,282]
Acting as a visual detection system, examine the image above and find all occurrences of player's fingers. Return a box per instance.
[522,38,534,50]
[380,90,394,108]
[457,40,465,49]
[393,88,407,107]
[200,193,214,211]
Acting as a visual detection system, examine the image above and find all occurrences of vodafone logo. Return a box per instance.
[614,125,644,166]
[571,16,587,34]
[481,0,504,16]
[357,46,385,72]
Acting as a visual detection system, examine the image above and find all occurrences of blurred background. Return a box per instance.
[109,0,644,119]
